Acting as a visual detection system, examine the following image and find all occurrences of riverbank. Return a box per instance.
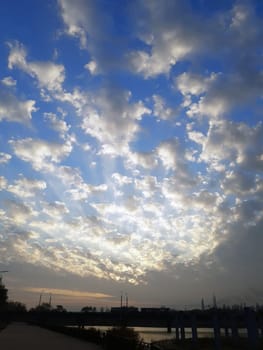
[30,323,263,350]
[155,337,263,349]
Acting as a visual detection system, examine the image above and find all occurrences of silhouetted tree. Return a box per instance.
[54,304,67,312]
[7,301,27,312]
[0,279,8,310]
[31,302,52,312]
[81,306,96,312]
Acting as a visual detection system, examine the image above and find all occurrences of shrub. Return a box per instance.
[104,326,141,350]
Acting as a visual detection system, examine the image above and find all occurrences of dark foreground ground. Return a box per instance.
[156,337,263,350]
[0,322,103,350]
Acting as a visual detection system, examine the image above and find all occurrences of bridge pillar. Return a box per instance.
[191,314,198,343]
[231,317,239,340]
[246,309,259,349]
[175,326,180,340]
[180,325,185,340]
[167,324,172,333]
[224,326,229,337]
[213,312,221,350]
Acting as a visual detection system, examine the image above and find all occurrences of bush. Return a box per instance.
[104,326,141,350]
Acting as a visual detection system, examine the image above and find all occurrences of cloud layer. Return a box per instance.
[0,0,262,308]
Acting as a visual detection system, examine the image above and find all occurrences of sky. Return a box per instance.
[0,0,262,311]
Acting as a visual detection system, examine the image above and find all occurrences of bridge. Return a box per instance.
[28,308,262,335]
[2,308,263,349]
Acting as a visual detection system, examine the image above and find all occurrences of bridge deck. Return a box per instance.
[0,322,102,350]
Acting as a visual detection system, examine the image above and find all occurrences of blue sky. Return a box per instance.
[0,0,262,310]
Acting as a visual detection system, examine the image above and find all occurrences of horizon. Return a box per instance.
[0,0,262,311]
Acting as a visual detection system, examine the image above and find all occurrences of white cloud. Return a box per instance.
[125,151,157,170]
[0,176,7,190]
[1,76,16,86]
[8,41,65,91]
[8,177,47,199]
[8,41,27,70]
[80,86,151,156]
[9,138,72,171]
[112,173,132,186]
[134,176,159,199]
[0,88,36,124]
[176,72,217,97]
[44,112,70,138]
[197,120,262,171]
[41,200,69,218]
[4,199,38,224]
[156,139,192,181]
[58,0,123,74]
[152,95,174,120]
[66,182,107,201]
[58,0,92,48]
[127,1,209,77]
[55,165,83,186]
[28,61,65,91]
[0,152,12,164]
[180,70,263,120]
[222,171,260,197]
[84,60,98,75]
[176,72,218,111]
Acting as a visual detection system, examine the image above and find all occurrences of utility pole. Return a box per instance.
[201,297,205,311]
[38,291,44,306]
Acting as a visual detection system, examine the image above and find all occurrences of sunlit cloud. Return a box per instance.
[22,287,113,299]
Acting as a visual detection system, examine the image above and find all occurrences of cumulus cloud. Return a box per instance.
[1,76,16,86]
[127,0,212,77]
[80,85,151,156]
[4,199,37,224]
[58,0,126,73]
[8,177,47,199]
[0,87,36,124]
[44,112,71,138]
[152,95,174,120]
[128,0,262,83]
[193,120,263,172]
[41,200,69,217]
[0,176,7,190]
[66,182,107,201]
[8,41,65,91]
[84,60,98,75]
[184,71,263,119]
[9,138,72,171]
[156,139,196,188]
[125,151,157,170]
[0,152,12,164]
[58,0,94,48]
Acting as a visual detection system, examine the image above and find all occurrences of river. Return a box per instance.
[84,326,247,343]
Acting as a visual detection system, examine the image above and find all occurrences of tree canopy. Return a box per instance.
[0,278,8,310]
